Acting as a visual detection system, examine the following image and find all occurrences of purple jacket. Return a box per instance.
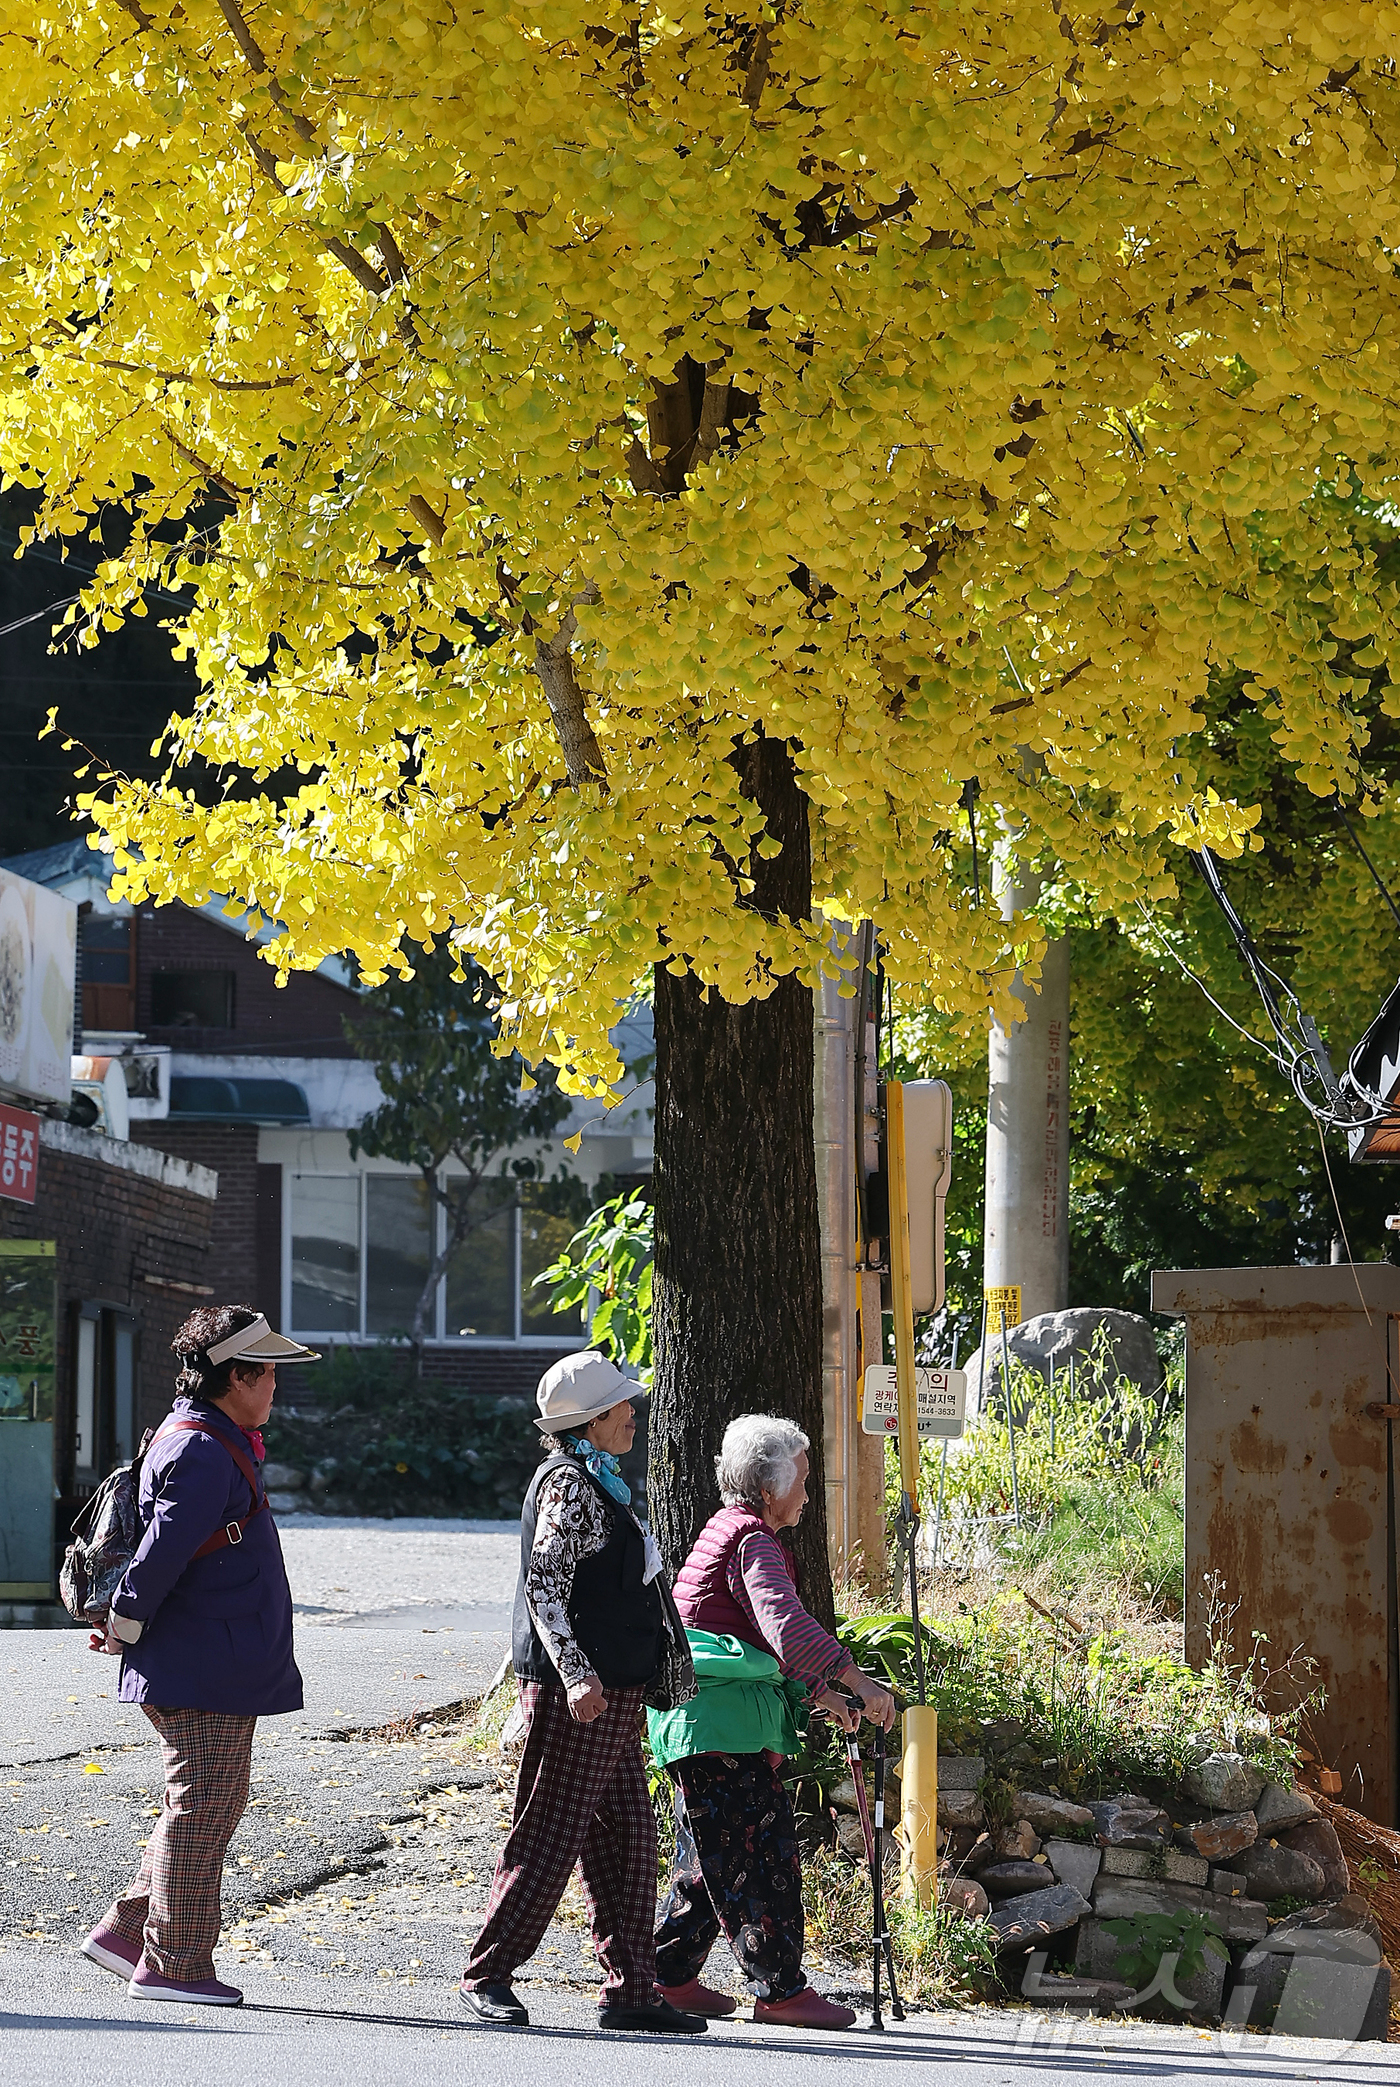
[110,1397,303,1716]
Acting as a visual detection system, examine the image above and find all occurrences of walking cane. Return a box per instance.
[844,1721,904,2026]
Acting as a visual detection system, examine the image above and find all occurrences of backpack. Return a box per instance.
[59,1419,268,1625]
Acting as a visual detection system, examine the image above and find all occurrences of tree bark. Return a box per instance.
[650,734,833,1630]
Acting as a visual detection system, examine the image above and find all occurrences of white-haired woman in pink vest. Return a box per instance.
[653,1414,896,2030]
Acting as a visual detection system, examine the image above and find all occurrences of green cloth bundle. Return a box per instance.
[647,1628,810,1768]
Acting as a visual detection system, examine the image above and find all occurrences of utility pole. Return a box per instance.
[813,949,886,1585]
[983,854,1070,1322]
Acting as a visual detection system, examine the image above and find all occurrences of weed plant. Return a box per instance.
[906,1325,1186,1612]
[802,1846,999,2006]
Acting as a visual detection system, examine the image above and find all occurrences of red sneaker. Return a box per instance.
[128,1964,243,2006]
[752,1986,857,2030]
[656,1977,738,2017]
[82,1927,142,1980]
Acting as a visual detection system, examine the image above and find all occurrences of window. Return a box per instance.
[291,1175,360,1333]
[520,1190,584,1334]
[288,1171,585,1341]
[444,1181,516,1338]
[81,914,136,1032]
[365,1176,432,1336]
[151,969,235,1028]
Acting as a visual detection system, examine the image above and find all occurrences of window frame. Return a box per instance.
[285,1167,568,1345]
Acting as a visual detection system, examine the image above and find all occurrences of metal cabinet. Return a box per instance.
[1152,1265,1400,1827]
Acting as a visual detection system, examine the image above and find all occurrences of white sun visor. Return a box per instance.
[205,1314,321,1366]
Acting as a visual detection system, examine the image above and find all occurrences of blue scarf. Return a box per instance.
[564,1433,632,1508]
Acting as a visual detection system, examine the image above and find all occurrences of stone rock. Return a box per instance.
[1045,1837,1102,1898]
[1180,1753,1266,1813]
[1091,1874,1268,1944]
[1182,1809,1257,1862]
[996,1819,1041,1860]
[1015,1790,1095,1832]
[1209,1868,1246,1897]
[1022,1959,1138,2013]
[937,1756,985,1791]
[962,1307,1164,1423]
[1232,1899,1388,2039]
[1237,1839,1327,1904]
[266,1491,306,1515]
[828,1774,861,1814]
[980,1717,1026,1756]
[833,1814,869,1865]
[987,1882,1091,1951]
[308,1462,338,1495]
[1102,1846,1209,1887]
[962,1832,999,1874]
[937,1789,984,1828]
[1253,1782,1318,1833]
[944,1825,986,1864]
[1089,1798,1171,1850]
[939,1874,990,1918]
[1278,1817,1350,1897]
[1075,1916,1227,2021]
[261,1462,306,1490]
[979,1859,1051,1899]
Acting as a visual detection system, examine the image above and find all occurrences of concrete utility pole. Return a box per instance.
[813,951,886,1585]
[983,853,1070,1321]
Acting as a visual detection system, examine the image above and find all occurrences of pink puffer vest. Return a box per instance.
[672,1504,793,1655]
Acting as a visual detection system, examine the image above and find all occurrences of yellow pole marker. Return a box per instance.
[900,1703,940,1909]
[885,1080,938,1904]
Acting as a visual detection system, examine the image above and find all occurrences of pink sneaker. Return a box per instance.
[82,1927,142,1980]
[752,1986,857,2030]
[128,1963,243,2006]
[657,1977,738,2017]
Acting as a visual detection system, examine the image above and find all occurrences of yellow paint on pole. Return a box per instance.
[885,1080,920,1505]
[900,1703,939,1907]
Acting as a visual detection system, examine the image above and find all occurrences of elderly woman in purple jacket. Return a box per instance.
[80,1303,317,2007]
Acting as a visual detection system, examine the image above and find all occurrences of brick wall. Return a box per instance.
[418,1341,580,1400]
[130,904,363,1057]
[131,1122,261,1307]
[0,1121,217,1533]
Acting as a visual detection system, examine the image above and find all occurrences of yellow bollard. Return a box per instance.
[900,1702,939,1907]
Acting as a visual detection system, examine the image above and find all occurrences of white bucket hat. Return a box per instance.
[535,1351,640,1434]
[205,1314,320,1366]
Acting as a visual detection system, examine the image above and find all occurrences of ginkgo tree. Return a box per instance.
[5,0,1400,1608]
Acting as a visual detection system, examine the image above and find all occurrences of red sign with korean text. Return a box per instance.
[0,1104,40,1204]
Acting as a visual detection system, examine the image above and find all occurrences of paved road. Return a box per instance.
[3,1520,1388,2078]
[278,1517,519,1636]
[1,1951,1391,2087]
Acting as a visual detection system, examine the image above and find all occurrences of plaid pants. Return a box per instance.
[463,1680,657,2006]
[102,1705,257,1983]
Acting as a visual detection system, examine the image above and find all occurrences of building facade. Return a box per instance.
[1,842,654,1596]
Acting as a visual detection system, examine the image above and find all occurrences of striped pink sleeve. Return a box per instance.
[729,1530,848,1685]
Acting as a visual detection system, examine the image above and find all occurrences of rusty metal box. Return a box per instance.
[1152,1265,1399,1826]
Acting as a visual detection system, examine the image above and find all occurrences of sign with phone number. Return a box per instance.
[859,1364,966,1439]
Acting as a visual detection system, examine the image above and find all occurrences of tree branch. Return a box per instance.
[533,586,608,789]
[406,493,447,546]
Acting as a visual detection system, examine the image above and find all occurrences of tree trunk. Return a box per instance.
[650,735,833,1630]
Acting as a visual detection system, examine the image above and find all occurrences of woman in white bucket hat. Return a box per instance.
[461,1351,701,2035]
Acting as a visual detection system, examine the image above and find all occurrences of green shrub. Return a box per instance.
[264,1345,540,1518]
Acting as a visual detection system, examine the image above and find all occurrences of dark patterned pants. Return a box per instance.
[653,1752,806,2001]
[463,1681,657,2007]
[102,1705,257,1983]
